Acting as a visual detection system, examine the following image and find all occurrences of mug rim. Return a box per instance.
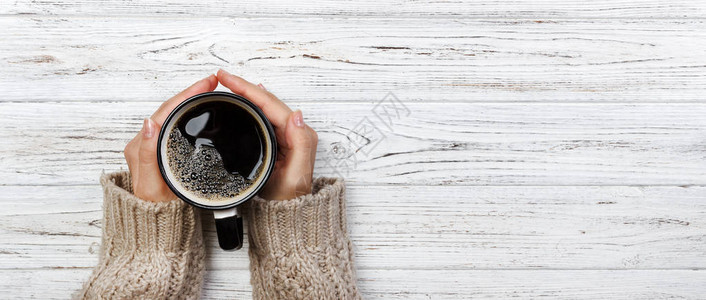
[156,91,277,210]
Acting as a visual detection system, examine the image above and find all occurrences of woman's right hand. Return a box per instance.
[217,69,319,200]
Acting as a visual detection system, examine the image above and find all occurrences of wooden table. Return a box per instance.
[1,1,705,298]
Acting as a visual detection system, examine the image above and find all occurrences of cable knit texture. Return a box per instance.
[244,177,362,300]
[76,171,205,299]
[78,172,360,299]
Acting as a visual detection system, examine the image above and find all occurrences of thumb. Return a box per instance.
[135,118,170,201]
[282,110,317,195]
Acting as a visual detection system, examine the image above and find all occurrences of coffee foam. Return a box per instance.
[166,128,254,201]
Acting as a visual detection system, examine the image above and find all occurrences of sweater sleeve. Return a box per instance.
[244,177,361,300]
[77,171,205,300]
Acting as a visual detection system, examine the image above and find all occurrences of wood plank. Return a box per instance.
[2,1,705,18]
[1,185,704,270]
[2,17,706,103]
[0,102,704,186]
[1,269,705,299]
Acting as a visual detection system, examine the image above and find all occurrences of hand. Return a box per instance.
[123,75,218,202]
[217,69,318,200]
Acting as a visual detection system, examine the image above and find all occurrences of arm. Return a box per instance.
[79,76,218,299]
[246,177,360,300]
[77,171,204,299]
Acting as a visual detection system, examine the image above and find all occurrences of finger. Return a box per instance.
[151,74,218,126]
[216,69,292,129]
[124,135,140,188]
[135,118,170,202]
[281,110,317,193]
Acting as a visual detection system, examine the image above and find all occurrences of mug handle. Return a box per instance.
[213,208,243,250]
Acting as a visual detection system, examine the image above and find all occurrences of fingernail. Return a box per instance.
[293,110,304,128]
[218,69,231,76]
[257,83,267,90]
[143,118,155,138]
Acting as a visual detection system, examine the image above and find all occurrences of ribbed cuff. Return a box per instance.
[246,177,350,256]
[99,171,198,254]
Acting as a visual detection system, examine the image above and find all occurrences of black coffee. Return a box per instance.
[166,100,266,201]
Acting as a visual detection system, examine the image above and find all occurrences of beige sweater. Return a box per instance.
[77,171,361,299]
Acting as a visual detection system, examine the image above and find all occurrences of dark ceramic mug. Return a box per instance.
[157,92,277,250]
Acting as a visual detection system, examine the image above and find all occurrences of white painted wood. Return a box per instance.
[1,1,705,298]
[1,185,704,270]
[2,17,706,103]
[0,102,704,186]
[2,269,706,299]
[2,0,705,18]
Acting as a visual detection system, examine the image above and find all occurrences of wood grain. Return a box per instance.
[1,1,706,298]
[0,102,704,186]
[2,269,705,299]
[2,17,706,103]
[1,185,704,270]
[2,0,704,18]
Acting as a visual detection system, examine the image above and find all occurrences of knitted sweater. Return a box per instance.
[77,171,361,299]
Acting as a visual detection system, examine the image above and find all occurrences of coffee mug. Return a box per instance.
[157,91,277,250]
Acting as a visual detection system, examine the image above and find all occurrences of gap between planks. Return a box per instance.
[2,267,706,271]
[7,100,706,104]
[3,14,706,20]
[2,183,706,187]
